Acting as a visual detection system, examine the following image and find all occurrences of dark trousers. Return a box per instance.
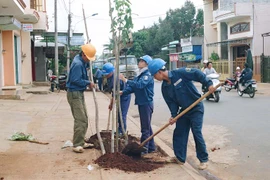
[118,95,131,134]
[98,77,103,90]
[138,103,155,152]
[173,109,208,163]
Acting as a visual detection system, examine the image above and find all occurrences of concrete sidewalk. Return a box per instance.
[0,90,205,180]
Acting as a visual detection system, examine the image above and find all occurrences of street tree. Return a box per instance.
[108,0,133,153]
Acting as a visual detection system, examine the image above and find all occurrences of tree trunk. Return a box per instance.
[82,5,105,155]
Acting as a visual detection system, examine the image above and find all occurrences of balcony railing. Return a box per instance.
[17,0,26,9]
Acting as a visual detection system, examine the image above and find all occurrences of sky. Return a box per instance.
[46,0,204,55]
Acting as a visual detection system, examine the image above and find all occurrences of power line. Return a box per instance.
[61,0,69,13]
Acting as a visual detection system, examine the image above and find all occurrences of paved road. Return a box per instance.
[128,81,270,180]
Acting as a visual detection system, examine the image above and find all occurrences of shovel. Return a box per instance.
[106,109,111,131]
[122,83,223,156]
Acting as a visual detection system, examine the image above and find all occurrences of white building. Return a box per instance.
[203,0,270,81]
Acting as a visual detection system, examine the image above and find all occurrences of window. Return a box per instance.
[213,0,219,11]
[230,23,250,34]
[30,0,44,11]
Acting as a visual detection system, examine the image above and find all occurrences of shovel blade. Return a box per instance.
[122,142,147,157]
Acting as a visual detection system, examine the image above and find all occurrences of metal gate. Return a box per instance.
[262,56,270,83]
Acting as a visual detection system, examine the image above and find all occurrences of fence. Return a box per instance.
[176,57,262,82]
[262,56,270,83]
[212,60,229,81]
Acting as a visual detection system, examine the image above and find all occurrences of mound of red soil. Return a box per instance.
[86,131,139,153]
[94,152,163,172]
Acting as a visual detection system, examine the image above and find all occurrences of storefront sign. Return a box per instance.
[169,53,179,62]
[182,45,193,53]
[22,24,33,32]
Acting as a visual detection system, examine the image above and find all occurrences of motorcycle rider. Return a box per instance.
[234,67,241,88]
[201,60,208,72]
[202,62,217,92]
[239,63,253,90]
[203,62,217,76]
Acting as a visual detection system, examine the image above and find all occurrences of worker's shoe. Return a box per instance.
[165,157,184,165]
[198,162,208,170]
[83,143,94,149]
[73,146,84,153]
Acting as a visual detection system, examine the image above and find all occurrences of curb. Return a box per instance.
[127,115,206,180]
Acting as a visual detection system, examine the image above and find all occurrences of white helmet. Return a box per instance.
[236,67,240,70]
[203,59,208,64]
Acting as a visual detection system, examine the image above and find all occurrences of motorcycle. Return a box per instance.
[203,74,222,102]
[50,74,67,92]
[237,78,257,98]
[224,76,240,92]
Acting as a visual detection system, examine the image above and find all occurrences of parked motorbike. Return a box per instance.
[237,78,257,98]
[203,74,222,102]
[50,74,67,92]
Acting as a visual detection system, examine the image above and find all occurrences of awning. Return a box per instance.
[206,37,252,47]
[179,45,202,62]
[179,52,202,62]
[0,17,21,30]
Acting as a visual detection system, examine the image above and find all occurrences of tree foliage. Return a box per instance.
[125,0,203,63]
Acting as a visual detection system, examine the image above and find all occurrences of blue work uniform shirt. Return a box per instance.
[162,68,213,118]
[66,54,90,91]
[122,68,154,105]
[94,69,103,79]
[107,73,131,100]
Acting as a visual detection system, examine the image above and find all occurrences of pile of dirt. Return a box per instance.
[86,131,139,153]
[87,131,168,172]
[94,152,163,172]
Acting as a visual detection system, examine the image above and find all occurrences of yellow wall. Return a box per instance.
[2,31,15,86]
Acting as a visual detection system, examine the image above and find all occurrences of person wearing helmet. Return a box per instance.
[239,63,253,88]
[102,62,131,135]
[119,55,156,155]
[235,67,241,79]
[234,67,241,88]
[66,43,96,153]
[94,67,103,91]
[148,58,215,170]
[201,59,208,72]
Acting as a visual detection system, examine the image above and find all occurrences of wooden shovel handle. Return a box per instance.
[106,110,111,131]
[139,83,223,148]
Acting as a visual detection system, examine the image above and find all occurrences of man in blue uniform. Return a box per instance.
[66,44,96,153]
[119,55,155,155]
[102,62,131,135]
[94,67,103,91]
[148,58,215,170]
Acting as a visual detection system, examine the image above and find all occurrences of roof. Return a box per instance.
[35,41,65,47]
[32,31,85,46]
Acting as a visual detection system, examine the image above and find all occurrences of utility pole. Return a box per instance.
[82,6,90,43]
[54,0,59,78]
[67,0,71,73]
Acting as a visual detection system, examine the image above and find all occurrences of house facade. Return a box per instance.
[0,0,48,90]
[203,0,270,81]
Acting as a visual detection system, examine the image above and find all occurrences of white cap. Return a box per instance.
[236,67,240,70]
[203,59,208,64]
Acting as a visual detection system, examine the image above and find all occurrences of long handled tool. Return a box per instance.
[106,109,111,131]
[122,83,223,156]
